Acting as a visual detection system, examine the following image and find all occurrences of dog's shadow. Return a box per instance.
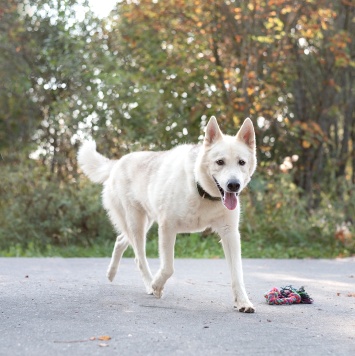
[97,278,233,318]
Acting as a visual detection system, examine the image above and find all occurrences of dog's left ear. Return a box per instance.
[236,118,256,150]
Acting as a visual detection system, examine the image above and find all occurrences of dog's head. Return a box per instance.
[195,116,257,210]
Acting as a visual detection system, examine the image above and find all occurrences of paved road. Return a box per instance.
[0,258,354,355]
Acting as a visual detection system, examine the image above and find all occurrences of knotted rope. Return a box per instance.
[264,285,313,305]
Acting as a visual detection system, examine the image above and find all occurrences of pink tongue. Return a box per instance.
[223,192,238,210]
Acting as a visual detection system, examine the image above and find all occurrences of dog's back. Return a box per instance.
[100,144,201,221]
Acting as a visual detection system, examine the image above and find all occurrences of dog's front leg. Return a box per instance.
[217,226,255,313]
[151,225,176,298]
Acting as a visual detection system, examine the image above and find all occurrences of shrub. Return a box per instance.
[240,172,355,258]
[0,161,354,258]
[0,161,114,253]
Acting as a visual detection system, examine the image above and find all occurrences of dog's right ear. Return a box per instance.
[204,116,223,146]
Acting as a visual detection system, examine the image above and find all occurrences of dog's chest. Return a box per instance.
[174,201,227,233]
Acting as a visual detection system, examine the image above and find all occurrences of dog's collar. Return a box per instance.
[196,182,221,201]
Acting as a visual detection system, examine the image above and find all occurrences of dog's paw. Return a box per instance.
[234,301,255,313]
[151,284,164,299]
[146,286,154,295]
[106,268,117,282]
[235,305,255,313]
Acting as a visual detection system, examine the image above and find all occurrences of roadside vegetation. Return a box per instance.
[1,159,353,258]
[0,0,354,258]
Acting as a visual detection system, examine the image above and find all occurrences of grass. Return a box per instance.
[0,233,223,258]
[1,231,352,259]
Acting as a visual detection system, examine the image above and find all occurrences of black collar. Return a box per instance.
[196,182,221,201]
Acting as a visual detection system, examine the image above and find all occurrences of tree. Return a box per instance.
[106,0,354,206]
[1,0,354,205]
[0,0,40,155]
[1,0,109,177]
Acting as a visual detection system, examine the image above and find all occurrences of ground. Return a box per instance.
[0,258,354,355]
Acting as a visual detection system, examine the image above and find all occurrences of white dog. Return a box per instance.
[78,117,257,313]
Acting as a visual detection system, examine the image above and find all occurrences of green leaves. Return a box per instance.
[0,0,354,209]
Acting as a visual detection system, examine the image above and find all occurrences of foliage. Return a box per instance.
[110,0,355,206]
[0,159,114,251]
[0,0,39,153]
[0,160,354,258]
[0,0,354,258]
[241,172,355,258]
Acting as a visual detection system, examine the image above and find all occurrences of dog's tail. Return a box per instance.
[77,141,116,184]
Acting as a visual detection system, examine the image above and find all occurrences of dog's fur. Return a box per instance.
[78,117,257,312]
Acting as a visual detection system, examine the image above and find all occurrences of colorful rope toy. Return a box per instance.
[264,285,313,305]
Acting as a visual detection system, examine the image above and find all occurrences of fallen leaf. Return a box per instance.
[347,293,355,297]
[99,343,109,347]
[336,293,341,296]
[98,335,111,341]
[89,337,96,341]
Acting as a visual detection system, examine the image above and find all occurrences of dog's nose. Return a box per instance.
[227,179,241,192]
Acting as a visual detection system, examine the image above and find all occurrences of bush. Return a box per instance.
[240,172,355,258]
[0,161,114,254]
[0,161,354,258]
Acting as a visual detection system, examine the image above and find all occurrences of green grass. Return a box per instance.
[1,232,352,258]
[0,233,223,258]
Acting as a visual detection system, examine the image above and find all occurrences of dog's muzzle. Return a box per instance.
[213,177,239,210]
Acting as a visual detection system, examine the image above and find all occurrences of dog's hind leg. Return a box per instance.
[128,212,154,294]
[151,225,176,298]
[107,233,130,282]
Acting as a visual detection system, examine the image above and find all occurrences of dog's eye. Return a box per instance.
[239,160,246,166]
[216,159,225,166]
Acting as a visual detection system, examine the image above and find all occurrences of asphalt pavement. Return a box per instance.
[0,258,354,355]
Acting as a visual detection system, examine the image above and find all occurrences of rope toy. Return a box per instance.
[264,285,313,305]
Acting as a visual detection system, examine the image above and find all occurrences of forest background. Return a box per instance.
[0,0,354,258]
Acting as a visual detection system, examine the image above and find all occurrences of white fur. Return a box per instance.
[78,117,257,313]
[77,141,116,184]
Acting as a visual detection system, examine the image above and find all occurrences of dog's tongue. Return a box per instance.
[223,192,238,210]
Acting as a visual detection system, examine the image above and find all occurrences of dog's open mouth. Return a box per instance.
[213,177,238,211]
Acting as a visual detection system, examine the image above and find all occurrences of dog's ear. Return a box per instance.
[236,118,255,149]
[204,116,223,145]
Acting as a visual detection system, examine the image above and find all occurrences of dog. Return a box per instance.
[78,116,257,313]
